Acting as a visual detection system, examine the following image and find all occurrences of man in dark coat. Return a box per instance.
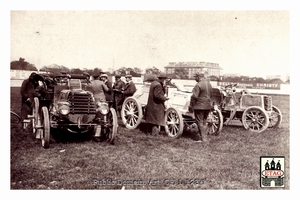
[189,72,212,142]
[100,73,113,103]
[145,73,169,135]
[121,74,136,98]
[20,72,39,129]
[112,75,125,118]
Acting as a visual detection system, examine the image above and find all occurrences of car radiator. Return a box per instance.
[68,92,96,114]
[264,96,272,111]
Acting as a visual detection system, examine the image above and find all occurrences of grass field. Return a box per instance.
[10,87,290,190]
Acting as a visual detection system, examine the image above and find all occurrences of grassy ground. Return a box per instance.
[10,87,290,190]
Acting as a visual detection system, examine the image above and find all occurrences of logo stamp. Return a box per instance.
[260,156,285,187]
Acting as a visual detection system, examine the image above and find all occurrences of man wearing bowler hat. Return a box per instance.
[145,72,170,135]
[189,71,212,142]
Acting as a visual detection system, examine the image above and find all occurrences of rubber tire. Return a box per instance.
[32,97,40,134]
[41,106,50,149]
[164,107,184,138]
[242,106,269,133]
[107,108,118,144]
[207,107,223,136]
[268,105,282,128]
[121,97,143,129]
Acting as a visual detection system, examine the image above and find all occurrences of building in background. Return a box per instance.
[164,62,222,78]
[266,74,289,83]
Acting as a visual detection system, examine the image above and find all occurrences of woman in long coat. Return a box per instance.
[145,73,169,135]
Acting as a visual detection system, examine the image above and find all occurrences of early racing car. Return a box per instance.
[212,83,282,133]
[120,74,223,138]
[29,73,117,148]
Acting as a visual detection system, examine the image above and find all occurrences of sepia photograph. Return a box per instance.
[5,0,299,198]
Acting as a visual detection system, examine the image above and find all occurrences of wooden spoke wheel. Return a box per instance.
[268,105,282,128]
[164,107,184,138]
[121,97,143,129]
[207,107,223,136]
[40,106,50,149]
[242,106,269,133]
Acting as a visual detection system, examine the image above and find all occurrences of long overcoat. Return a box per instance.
[145,80,168,126]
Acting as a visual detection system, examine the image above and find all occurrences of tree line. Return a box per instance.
[10,58,288,84]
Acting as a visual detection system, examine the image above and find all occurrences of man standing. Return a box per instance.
[90,72,109,103]
[100,73,113,103]
[121,74,136,99]
[145,73,169,135]
[189,72,212,142]
[20,72,38,129]
[112,75,125,118]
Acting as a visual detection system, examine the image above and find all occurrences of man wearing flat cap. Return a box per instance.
[112,74,125,118]
[189,71,212,143]
[145,72,170,135]
[121,74,137,99]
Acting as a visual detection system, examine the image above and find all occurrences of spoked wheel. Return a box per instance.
[164,107,184,138]
[40,106,50,149]
[121,97,143,129]
[242,106,269,133]
[207,107,223,136]
[268,105,282,128]
[106,108,118,144]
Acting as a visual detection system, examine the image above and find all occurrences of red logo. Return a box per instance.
[262,170,284,177]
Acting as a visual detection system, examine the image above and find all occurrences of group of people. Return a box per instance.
[145,71,212,143]
[20,70,212,143]
[20,71,137,128]
[88,71,137,118]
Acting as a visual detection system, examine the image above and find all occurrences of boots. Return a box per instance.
[195,121,209,143]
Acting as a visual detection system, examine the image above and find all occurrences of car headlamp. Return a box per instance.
[97,102,109,115]
[59,104,70,115]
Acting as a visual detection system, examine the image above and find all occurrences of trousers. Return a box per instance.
[194,109,210,142]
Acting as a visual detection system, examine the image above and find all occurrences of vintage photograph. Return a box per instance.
[8,5,294,195]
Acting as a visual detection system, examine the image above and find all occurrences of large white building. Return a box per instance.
[165,61,222,78]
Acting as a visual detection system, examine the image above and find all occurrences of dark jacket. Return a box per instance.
[20,78,37,103]
[190,79,212,110]
[122,81,136,98]
[113,79,125,110]
[104,80,113,101]
[145,80,168,126]
[20,78,38,120]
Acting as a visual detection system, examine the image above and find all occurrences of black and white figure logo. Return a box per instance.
[260,156,284,187]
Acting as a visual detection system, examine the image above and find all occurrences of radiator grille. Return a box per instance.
[264,96,272,111]
[68,92,96,114]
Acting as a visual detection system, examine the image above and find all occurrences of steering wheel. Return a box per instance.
[225,83,238,89]
[53,75,69,83]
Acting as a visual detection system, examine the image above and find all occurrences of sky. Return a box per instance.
[3,1,300,198]
[10,9,290,78]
